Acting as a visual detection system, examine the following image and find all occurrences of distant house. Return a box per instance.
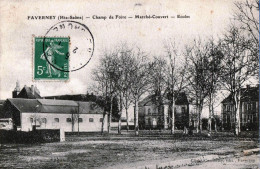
[2,98,107,132]
[138,92,189,130]
[12,81,41,99]
[221,85,259,131]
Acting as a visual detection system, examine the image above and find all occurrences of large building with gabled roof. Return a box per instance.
[2,98,107,132]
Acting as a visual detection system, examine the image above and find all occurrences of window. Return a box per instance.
[245,114,248,123]
[100,118,103,122]
[181,107,185,113]
[227,105,230,111]
[78,118,83,123]
[54,118,59,122]
[42,118,47,123]
[66,118,72,122]
[253,114,257,123]
[148,108,151,115]
[247,103,251,110]
[248,115,252,123]
[89,118,94,122]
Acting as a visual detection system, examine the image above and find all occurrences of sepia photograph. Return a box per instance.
[0,0,259,168]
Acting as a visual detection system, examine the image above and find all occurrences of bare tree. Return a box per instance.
[203,40,224,133]
[119,49,134,132]
[219,25,252,135]
[164,40,187,134]
[108,58,124,134]
[234,0,259,70]
[92,44,141,134]
[128,49,152,136]
[91,50,118,134]
[71,108,79,133]
[185,38,212,133]
[148,56,168,129]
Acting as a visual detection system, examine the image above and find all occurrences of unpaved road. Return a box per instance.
[0,132,258,169]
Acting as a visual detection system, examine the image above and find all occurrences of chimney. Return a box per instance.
[12,80,21,98]
[15,80,20,92]
[31,85,35,95]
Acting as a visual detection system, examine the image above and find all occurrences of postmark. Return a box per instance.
[43,21,94,73]
[34,37,69,80]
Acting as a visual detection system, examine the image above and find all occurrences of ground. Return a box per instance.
[0,130,259,169]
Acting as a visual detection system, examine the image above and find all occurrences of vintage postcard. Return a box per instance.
[0,0,259,168]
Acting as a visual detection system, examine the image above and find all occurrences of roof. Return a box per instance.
[139,92,189,107]
[138,95,154,107]
[78,101,103,114]
[17,86,41,99]
[38,99,78,106]
[221,85,259,103]
[43,94,105,108]
[8,98,40,112]
[7,98,102,114]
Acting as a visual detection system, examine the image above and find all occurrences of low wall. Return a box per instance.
[0,129,60,144]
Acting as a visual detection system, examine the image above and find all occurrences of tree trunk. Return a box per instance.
[199,104,203,133]
[134,98,139,136]
[208,116,212,132]
[197,104,203,133]
[126,96,129,132]
[208,105,212,133]
[118,116,122,134]
[213,102,217,132]
[101,110,106,135]
[197,110,200,133]
[163,105,168,130]
[78,118,79,135]
[78,106,80,135]
[195,98,199,133]
[171,97,175,134]
[118,93,122,134]
[208,95,212,133]
[214,118,217,132]
[108,96,113,133]
[196,104,200,133]
[234,90,241,135]
[71,114,74,132]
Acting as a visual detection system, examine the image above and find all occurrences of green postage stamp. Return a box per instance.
[34,37,69,80]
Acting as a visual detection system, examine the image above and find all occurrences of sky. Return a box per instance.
[0,0,246,118]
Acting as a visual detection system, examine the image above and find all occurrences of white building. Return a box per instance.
[2,98,107,132]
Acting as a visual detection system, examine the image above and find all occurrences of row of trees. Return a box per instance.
[91,0,259,136]
[91,45,153,135]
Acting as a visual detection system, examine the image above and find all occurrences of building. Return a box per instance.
[138,92,189,130]
[221,85,259,131]
[1,98,107,132]
[12,81,41,99]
